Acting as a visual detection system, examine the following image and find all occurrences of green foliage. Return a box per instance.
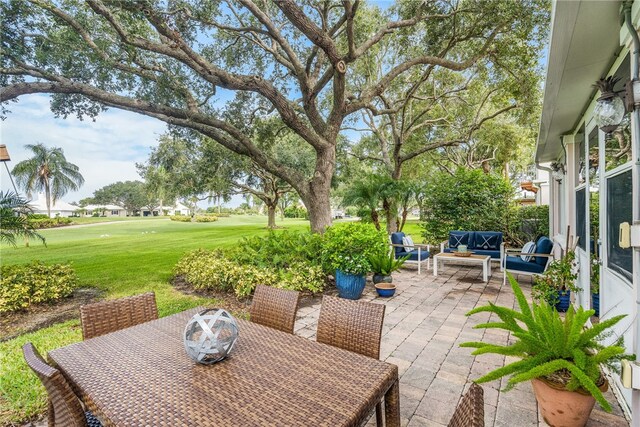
[368,251,408,275]
[174,249,324,298]
[194,215,219,222]
[461,274,627,412]
[0,261,78,313]
[321,223,388,275]
[169,215,192,222]
[532,251,579,305]
[228,230,323,270]
[28,216,73,229]
[0,191,45,247]
[591,257,600,295]
[420,169,513,243]
[284,205,308,219]
[92,180,151,214]
[505,205,550,246]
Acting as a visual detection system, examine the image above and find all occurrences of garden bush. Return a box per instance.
[228,230,323,270]
[321,222,387,275]
[169,215,193,222]
[0,261,79,313]
[174,249,325,298]
[505,205,550,246]
[194,215,219,222]
[284,206,308,219]
[420,168,513,244]
[28,217,73,229]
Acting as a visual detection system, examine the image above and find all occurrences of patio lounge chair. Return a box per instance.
[317,295,386,426]
[390,232,431,274]
[22,342,102,427]
[501,236,555,284]
[250,285,300,334]
[448,383,484,427]
[80,292,158,340]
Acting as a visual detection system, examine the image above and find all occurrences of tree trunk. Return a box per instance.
[383,198,397,234]
[370,209,380,231]
[297,147,334,234]
[45,184,51,218]
[159,199,164,216]
[267,204,277,228]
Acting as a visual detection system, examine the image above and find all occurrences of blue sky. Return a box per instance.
[1,94,167,203]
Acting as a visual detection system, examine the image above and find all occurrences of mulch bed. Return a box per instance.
[1,288,103,342]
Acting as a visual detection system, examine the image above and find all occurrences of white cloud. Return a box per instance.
[0,94,166,202]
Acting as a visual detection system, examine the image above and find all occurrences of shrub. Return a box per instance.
[27,214,49,220]
[505,205,550,246]
[170,215,192,222]
[284,206,308,219]
[321,223,387,275]
[194,215,219,222]
[420,168,513,244]
[228,230,323,269]
[0,262,79,313]
[28,217,73,229]
[174,249,325,298]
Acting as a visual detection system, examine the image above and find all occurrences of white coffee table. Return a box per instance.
[433,252,492,282]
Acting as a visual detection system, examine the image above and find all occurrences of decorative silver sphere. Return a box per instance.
[183,308,239,365]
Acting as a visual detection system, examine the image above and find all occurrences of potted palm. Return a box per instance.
[461,274,628,427]
[321,223,387,300]
[367,251,408,297]
[532,250,579,312]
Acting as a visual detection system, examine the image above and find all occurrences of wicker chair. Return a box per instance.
[316,295,386,425]
[22,343,102,427]
[249,285,301,334]
[80,292,158,340]
[448,383,484,427]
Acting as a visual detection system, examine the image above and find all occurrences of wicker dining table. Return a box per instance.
[48,307,400,427]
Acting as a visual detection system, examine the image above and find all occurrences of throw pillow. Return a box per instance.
[402,235,415,252]
[521,241,536,262]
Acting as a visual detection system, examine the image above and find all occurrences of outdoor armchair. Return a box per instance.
[390,232,431,274]
[80,292,158,340]
[249,285,300,334]
[22,342,102,427]
[501,236,555,284]
[448,383,484,427]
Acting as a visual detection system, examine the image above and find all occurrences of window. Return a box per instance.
[111,210,119,215]
[607,170,633,281]
[576,188,586,250]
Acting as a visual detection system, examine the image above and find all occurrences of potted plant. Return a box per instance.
[532,249,579,312]
[367,251,408,297]
[461,274,629,427]
[321,223,387,300]
[591,256,600,317]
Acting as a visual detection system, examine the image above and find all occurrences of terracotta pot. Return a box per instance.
[531,377,608,427]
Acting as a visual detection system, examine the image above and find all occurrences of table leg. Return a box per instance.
[483,259,488,282]
[385,379,401,427]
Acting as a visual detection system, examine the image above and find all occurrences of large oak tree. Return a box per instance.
[1,0,546,232]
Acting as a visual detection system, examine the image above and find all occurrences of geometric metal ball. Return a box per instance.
[183,308,239,365]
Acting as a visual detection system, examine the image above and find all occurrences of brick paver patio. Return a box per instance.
[295,265,630,427]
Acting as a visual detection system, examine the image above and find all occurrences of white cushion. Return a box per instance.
[521,241,536,262]
[402,235,415,252]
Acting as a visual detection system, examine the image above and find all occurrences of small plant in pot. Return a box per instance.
[461,273,629,427]
[321,223,387,300]
[532,249,579,312]
[368,251,408,284]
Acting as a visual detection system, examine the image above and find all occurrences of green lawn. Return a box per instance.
[0,215,311,425]
[0,215,424,424]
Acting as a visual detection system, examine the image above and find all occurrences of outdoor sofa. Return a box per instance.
[440,231,504,263]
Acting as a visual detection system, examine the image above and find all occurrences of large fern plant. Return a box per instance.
[461,273,628,412]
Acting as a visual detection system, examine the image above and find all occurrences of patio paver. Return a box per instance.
[295,265,630,427]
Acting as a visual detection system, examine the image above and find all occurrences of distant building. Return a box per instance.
[29,193,77,218]
[83,204,127,217]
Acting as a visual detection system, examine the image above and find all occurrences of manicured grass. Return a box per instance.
[66,215,162,224]
[0,215,311,424]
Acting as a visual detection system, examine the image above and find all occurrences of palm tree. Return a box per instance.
[0,191,45,246]
[341,176,383,230]
[11,144,84,217]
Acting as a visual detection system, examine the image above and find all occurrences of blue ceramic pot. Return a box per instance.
[554,290,571,312]
[375,283,396,298]
[592,293,600,317]
[335,269,366,300]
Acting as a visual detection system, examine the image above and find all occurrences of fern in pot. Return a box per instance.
[461,274,629,427]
